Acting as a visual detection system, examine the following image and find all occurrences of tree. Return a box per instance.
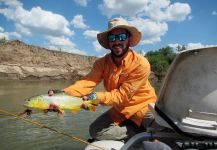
[176,45,186,52]
[145,46,176,80]
[0,37,7,44]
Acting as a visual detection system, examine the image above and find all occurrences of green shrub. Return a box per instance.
[146,46,176,80]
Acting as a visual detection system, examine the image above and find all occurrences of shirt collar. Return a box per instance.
[122,49,133,67]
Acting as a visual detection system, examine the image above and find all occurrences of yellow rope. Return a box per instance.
[0,109,105,150]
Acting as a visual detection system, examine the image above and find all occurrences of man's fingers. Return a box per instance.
[81,103,89,110]
[48,90,54,96]
[82,96,89,100]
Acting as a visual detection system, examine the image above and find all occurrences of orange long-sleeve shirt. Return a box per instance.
[64,49,157,126]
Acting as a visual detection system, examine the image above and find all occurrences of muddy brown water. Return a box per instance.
[0,80,160,150]
[0,80,108,150]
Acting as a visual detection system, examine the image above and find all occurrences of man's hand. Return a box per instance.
[48,89,64,96]
[82,92,97,101]
[82,92,97,110]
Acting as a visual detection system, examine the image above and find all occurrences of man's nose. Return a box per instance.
[113,37,121,43]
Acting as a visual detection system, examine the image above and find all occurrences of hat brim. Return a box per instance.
[97,25,141,49]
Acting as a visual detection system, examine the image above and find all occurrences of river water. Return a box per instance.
[0,80,108,150]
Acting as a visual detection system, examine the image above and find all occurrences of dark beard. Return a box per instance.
[111,43,130,58]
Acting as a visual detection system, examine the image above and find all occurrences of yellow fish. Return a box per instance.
[19,92,96,116]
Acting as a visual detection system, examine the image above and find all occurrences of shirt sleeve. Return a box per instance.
[96,62,151,106]
[64,59,103,97]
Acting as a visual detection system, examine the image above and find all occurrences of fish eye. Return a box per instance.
[25,95,39,101]
[24,97,31,101]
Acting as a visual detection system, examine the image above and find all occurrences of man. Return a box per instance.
[54,17,157,141]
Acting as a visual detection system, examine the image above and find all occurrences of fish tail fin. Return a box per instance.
[18,109,32,117]
[18,111,27,117]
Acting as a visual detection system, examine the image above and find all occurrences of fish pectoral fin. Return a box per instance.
[18,111,26,117]
[43,109,49,114]
[83,101,97,111]
[70,106,81,114]
[58,109,65,114]
[87,104,97,111]
[56,109,65,116]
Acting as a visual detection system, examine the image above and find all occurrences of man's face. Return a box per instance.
[108,28,130,58]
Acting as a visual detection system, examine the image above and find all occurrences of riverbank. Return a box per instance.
[0,40,97,80]
[0,40,159,84]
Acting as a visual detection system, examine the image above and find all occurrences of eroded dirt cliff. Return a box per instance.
[0,40,97,80]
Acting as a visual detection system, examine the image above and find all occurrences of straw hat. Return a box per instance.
[97,17,141,49]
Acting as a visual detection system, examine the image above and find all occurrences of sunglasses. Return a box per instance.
[107,33,128,42]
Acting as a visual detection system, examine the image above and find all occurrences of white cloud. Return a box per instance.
[0,25,21,39]
[83,30,99,39]
[160,2,191,22]
[0,26,4,32]
[212,11,217,16]
[73,0,91,7]
[98,0,190,45]
[0,32,21,39]
[129,18,168,44]
[186,43,204,49]
[46,36,86,55]
[15,23,32,36]
[0,32,8,39]
[140,50,146,56]
[186,43,217,50]
[98,0,149,17]
[83,30,106,53]
[149,2,191,22]
[0,2,73,37]
[0,0,23,8]
[71,15,89,29]
[168,43,180,49]
[168,43,186,52]
[0,0,91,55]
[98,0,191,22]
[93,40,106,53]
[169,43,217,51]
[8,31,21,39]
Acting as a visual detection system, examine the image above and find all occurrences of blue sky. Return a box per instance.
[0,0,216,57]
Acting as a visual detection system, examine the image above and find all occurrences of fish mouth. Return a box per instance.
[23,102,30,108]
